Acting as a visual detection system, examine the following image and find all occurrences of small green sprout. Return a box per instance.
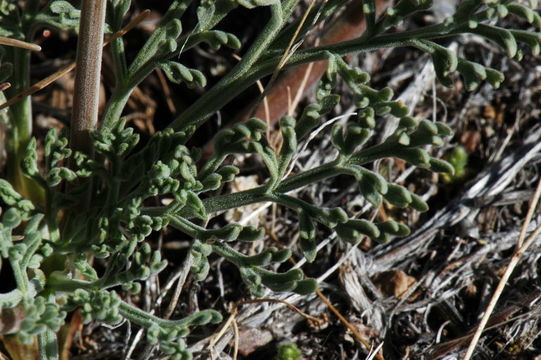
[276,343,303,360]
[443,145,469,183]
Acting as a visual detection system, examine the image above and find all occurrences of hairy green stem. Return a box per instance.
[101,1,192,130]
[38,328,59,360]
[364,0,376,37]
[101,59,161,129]
[0,289,23,308]
[119,301,218,329]
[190,162,340,216]
[70,0,107,155]
[166,142,396,220]
[150,161,359,222]
[46,273,93,292]
[10,260,29,293]
[111,36,129,85]
[4,47,42,201]
[106,0,289,132]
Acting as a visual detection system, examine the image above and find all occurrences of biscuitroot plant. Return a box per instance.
[0,0,539,359]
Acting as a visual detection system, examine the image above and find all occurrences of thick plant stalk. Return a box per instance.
[70,0,107,155]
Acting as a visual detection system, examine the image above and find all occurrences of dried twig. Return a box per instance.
[232,318,240,360]
[517,176,541,248]
[462,177,541,360]
[155,68,176,114]
[270,223,384,358]
[209,309,238,351]
[428,288,541,359]
[0,37,41,52]
[316,290,385,360]
[237,298,323,324]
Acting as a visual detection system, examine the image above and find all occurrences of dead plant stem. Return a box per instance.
[238,298,323,324]
[0,37,40,52]
[316,289,385,360]
[463,177,541,360]
[232,318,240,360]
[517,177,541,247]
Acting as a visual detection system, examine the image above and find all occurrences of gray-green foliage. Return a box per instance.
[0,0,539,358]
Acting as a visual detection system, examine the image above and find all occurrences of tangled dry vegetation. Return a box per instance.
[167,5,541,360]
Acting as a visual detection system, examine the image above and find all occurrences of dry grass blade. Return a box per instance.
[267,221,383,358]
[462,177,541,360]
[209,309,238,350]
[271,229,384,358]
[0,10,151,111]
[106,10,151,43]
[517,175,541,248]
[0,83,11,92]
[287,61,314,117]
[0,63,75,111]
[275,0,320,71]
[316,290,385,360]
[0,36,41,52]
[366,342,385,360]
[248,0,321,119]
[246,0,393,124]
[232,318,240,360]
[428,289,541,359]
[238,298,323,324]
[155,68,176,114]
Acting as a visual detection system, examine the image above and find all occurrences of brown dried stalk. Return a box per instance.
[462,177,541,360]
[428,289,541,359]
[237,298,324,324]
[317,289,385,360]
[268,229,385,359]
[0,37,41,52]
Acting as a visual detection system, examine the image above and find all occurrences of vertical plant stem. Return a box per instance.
[10,260,28,293]
[38,328,59,360]
[5,48,35,197]
[70,0,107,155]
[110,37,128,86]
